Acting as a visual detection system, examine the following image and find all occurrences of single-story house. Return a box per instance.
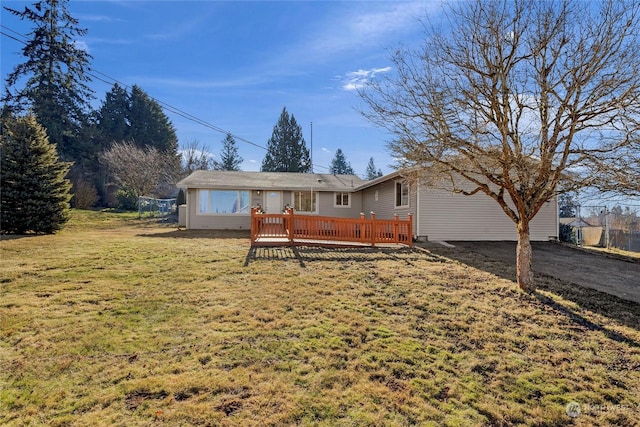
[177,170,558,241]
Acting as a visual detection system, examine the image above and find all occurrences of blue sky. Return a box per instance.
[1,1,438,176]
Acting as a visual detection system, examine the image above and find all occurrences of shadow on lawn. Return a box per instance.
[424,242,640,343]
[532,291,640,347]
[243,246,444,268]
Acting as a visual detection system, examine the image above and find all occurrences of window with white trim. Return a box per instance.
[334,192,350,207]
[198,190,250,214]
[395,181,409,207]
[293,191,317,213]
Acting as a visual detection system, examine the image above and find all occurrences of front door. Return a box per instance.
[265,191,282,214]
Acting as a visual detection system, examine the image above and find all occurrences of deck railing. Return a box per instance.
[251,207,412,248]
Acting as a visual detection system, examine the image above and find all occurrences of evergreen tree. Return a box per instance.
[1,115,72,234]
[128,85,178,153]
[261,107,311,172]
[365,157,383,180]
[96,83,130,147]
[2,0,94,162]
[329,149,355,175]
[96,83,178,155]
[558,193,578,218]
[215,133,243,171]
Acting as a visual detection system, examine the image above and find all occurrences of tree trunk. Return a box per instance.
[516,221,535,292]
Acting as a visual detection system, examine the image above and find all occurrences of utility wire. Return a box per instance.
[1,24,28,40]
[0,31,25,43]
[88,69,268,151]
[1,25,335,173]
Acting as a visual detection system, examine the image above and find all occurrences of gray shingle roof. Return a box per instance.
[177,170,366,192]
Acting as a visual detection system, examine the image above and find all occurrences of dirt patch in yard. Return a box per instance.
[422,241,640,304]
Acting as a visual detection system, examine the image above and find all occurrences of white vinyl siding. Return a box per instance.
[363,181,395,218]
[362,180,416,236]
[317,192,362,218]
[417,187,558,241]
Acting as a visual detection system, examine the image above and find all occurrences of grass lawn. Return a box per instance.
[1,210,639,426]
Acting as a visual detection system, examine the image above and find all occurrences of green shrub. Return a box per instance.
[559,223,576,243]
[115,188,138,211]
[72,179,99,209]
[176,188,186,206]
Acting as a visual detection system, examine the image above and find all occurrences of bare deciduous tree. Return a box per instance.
[359,0,640,291]
[586,139,640,197]
[181,140,214,174]
[101,141,178,202]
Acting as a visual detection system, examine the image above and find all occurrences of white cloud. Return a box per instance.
[146,13,213,41]
[125,74,270,90]
[86,37,132,46]
[307,3,426,60]
[75,36,132,55]
[261,2,429,74]
[321,147,331,153]
[341,67,392,91]
[73,40,90,52]
[76,14,120,23]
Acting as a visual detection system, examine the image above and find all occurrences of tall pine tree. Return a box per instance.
[96,84,178,154]
[2,0,94,163]
[329,149,355,175]
[215,133,243,171]
[1,115,72,234]
[128,85,178,153]
[365,157,383,180]
[96,83,130,148]
[261,107,311,172]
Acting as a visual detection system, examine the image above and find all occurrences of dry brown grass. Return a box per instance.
[581,245,640,260]
[1,210,639,426]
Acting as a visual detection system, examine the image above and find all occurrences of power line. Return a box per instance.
[90,71,268,151]
[0,31,25,44]
[0,24,28,41]
[88,70,332,172]
[0,24,250,146]
[1,24,335,173]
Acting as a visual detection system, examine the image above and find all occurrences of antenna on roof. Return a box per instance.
[310,121,313,173]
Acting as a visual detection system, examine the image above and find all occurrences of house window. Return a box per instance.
[395,181,409,207]
[198,190,249,214]
[334,192,350,207]
[293,191,317,213]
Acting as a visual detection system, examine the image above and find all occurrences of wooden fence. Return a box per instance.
[251,207,413,248]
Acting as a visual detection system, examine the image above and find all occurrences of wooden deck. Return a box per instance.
[250,207,412,248]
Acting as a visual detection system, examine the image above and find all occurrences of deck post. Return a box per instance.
[408,213,413,248]
[370,211,376,247]
[287,207,294,244]
[394,214,399,244]
[250,207,258,246]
